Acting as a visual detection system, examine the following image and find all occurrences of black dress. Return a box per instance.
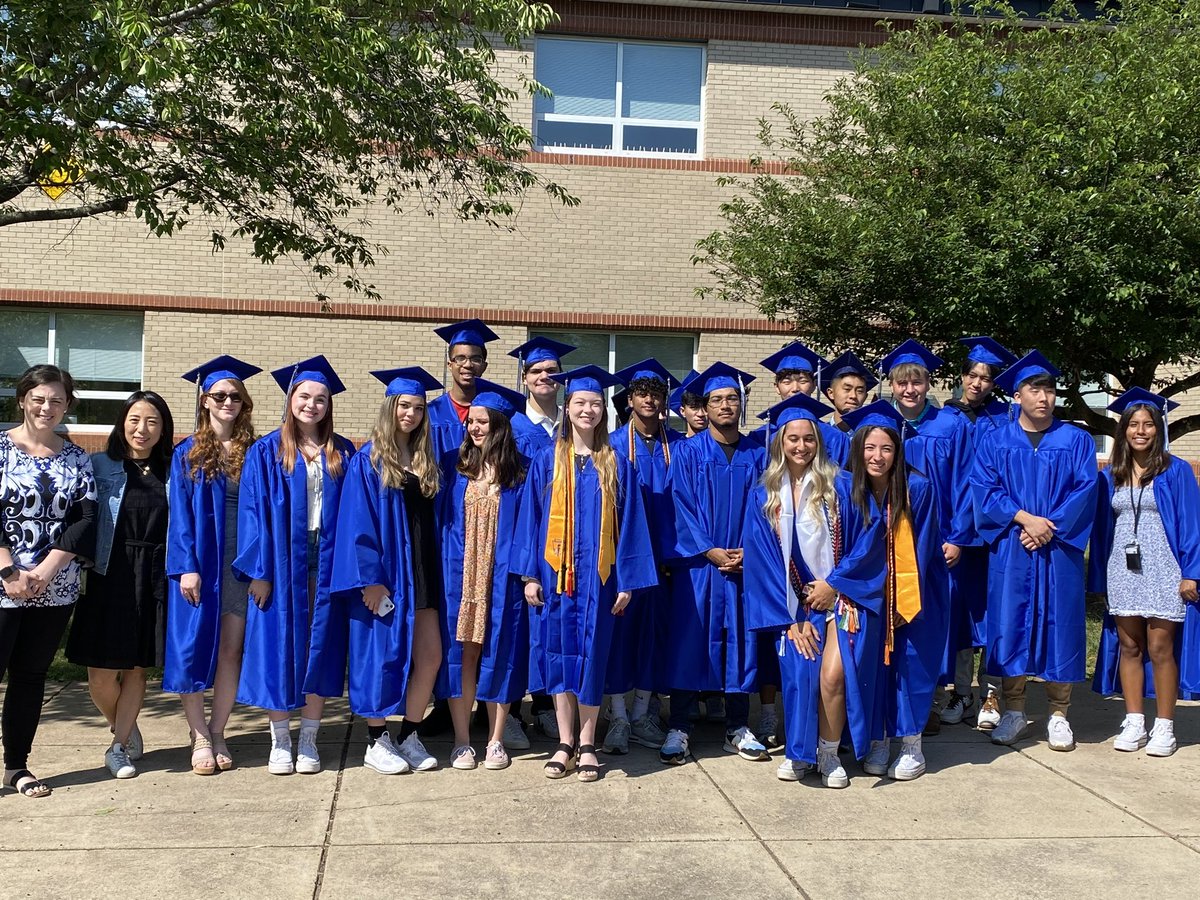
[402,476,442,611]
[67,461,169,669]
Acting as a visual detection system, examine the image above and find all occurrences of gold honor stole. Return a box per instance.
[545,449,617,595]
[884,500,922,664]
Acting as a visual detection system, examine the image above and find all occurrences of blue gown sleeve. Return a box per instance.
[969,433,1020,545]
[1087,470,1115,594]
[742,486,795,632]
[615,456,657,595]
[946,419,978,547]
[232,438,273,583]
[1161,458,1200,581]
[329,451,389,594]
[1046,430,1098,552]
[166,444,199,578]
[512,449,549,581]
[669,441,716,559]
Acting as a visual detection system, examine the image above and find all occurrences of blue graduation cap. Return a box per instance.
[760,341,827,376]
[819,351,878,392]
[994,350,1060,395]
[270,355,347,396]
[680,362,756,398]
[508,337,576,369]
[1107,387,1179,416]
[614,358,681,390]
[434,318,499,349]
[181,355,263,393]
[758,392,835,447]
[370,366,443,398]
[880,339,943,377]
[469,378,527,419]
[840,398,914,436]
[549,365,623,397]
[669,369,700,414]
[958,336,1018,370]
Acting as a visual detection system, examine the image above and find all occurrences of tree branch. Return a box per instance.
[1159,369,1200,399]
[0,194,135,226]
[152,0,233,29]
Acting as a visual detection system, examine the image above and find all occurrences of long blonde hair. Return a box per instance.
[188,379,256,480]
[556,403,619,504]
[761,419,839,525]
[278,383,344,479]
[369,395,440,497]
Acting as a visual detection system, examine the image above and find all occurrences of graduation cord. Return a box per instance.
[823,500,859,634]
[625,420,672,469]
[882,496,923,665]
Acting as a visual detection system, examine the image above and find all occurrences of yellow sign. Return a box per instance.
[37,159,83,201]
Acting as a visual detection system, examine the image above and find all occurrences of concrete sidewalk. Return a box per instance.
[1,683,1198,899]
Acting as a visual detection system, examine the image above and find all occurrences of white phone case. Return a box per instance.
[376,592,395,617]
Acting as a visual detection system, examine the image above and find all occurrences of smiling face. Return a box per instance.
[524,360,561,403]
[630,387,665,422]
[826,374,868,415]
[775,370,815,400]
[862,427,897,481]
[780,418,817,472]
[124,399,165,459]
[448,343,487,391]
[20,380,68,432]
[394,394,426,434]
[1125,407,1158,457]
[890,369,930,415]
[961,362,995,407]
[566,390,604,433]
[203,378,244,428]
[466,406,491,447]
[290,380,330,428]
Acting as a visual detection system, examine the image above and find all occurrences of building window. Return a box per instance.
[533,37,705,158]
[0,310,144,428]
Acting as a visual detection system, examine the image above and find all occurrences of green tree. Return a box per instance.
[696,0,1200,438]
[0,1,575,301]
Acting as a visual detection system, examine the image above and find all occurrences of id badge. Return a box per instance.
[1125,542,1142,572]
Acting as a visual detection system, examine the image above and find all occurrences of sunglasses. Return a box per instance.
[205,391,244,405]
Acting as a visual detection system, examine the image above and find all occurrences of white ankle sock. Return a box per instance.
[631,691,652,721]
[818,737,838,755]
[609,694,628,721]
[1126,712,1146,726]
[271,719,292,746]
[300,717,320,736]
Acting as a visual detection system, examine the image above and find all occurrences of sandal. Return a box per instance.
[191,735,217,776]
[5,769,52,798]
[577,744,600,783]
[543,742,577,780]
[211,731,234,771]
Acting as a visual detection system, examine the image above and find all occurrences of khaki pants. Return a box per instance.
[1002,677,1072,717]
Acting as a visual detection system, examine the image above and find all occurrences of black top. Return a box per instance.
[402,476,442,610]
[716,437,739,464]
[1023,428,1049,450]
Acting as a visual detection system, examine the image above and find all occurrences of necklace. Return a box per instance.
[130,458,151,476]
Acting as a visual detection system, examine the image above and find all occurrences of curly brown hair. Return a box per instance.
[188,379,256,480]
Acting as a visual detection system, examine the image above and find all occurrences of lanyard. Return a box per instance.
[1130,484,1147,538]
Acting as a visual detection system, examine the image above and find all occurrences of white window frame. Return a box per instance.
[0,309,145,433]
[533,36,706,160]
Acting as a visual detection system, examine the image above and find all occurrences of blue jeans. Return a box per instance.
[668,690,749,734]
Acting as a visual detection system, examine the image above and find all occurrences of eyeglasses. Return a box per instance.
[450,354,486,367]
[206,391,244,405]
[707,395,741,408]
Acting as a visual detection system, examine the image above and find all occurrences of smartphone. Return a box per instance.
[376,592,395,617]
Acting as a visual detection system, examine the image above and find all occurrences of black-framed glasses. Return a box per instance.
[205,391,244,404]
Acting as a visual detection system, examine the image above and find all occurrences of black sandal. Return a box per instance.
[543,742,577,779]
[6,769,51,798]
[577,744,600,783]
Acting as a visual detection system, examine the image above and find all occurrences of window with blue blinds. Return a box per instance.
[534,37,704,158]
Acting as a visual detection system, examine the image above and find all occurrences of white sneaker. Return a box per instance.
[630,715,667,749]
[991,710,1029,746]
[603,717,631,754]
[888,737,926,781]
[818,751,849,788]
[862,739,890,776]
[295,730,321,774]
[397,731,439,771]
[1113,715,1148,752]
[1047,715,1075,752]
[126,724,144,761]
[503,715,530,751]
[534,709,560,740]
[659,729,690,765]
[451,744,477,770]
[776,758,811,782]
[755,707,779,745]
[724,726,769,761]
[268,744,295,775]
[364,734,410,775]
[484,740,511,770]
[976,690,1002,731]
[105,743,137,779]
[939,692,973,725]
[1146,720,1177,757]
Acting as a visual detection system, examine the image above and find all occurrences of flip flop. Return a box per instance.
[5,769,51,798]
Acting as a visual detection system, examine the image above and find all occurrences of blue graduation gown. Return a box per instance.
[163,436,240,694]
[513,447,657,706]
[427,392,467,459]
[232,431,355,711]
[904,407,981,681]
[511,412,554,459]
[324,444,425,719]
[742,472,883,763]
[1089,457,1200,700]
[436,457,530,704]
[605,424,684,693]
[662,432,766,693]
[970,419,1097,682]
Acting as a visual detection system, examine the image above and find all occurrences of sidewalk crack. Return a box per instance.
[312,714,353,900]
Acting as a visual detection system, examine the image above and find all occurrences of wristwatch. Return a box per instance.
[0,565,17,582]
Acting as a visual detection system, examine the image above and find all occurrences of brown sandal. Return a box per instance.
[576,744,600,783]
[191,735,216,775]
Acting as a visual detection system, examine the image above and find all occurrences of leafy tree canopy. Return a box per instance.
[1,1,575,301]
[696,0,1200,437]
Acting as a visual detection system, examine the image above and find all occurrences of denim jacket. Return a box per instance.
[90,452,127,576]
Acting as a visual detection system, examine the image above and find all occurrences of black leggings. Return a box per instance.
[0,604,73,771]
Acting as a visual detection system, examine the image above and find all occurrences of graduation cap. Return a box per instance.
[758,392,834,447]
[370,366,443,397]
[820,351,878,392]
[958,336,1018,370]
[614,358,681,391]
[612,388,630,419]
[181,355,263,393]
[469,378,528,419]
[994,350,1060,395]
[549,364,623,397]
[508,336,576,371]
[433,318,499,350]
[270,355,347,396]
[1107,387,1178,415]
[840,398,915,437]
[880,339,944,377]
[669,369,700,414]
[681,362,756,398]
[760,341,827,376]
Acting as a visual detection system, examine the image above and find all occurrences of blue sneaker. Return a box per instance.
[724,725,769,761]
[659,729,690,765]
